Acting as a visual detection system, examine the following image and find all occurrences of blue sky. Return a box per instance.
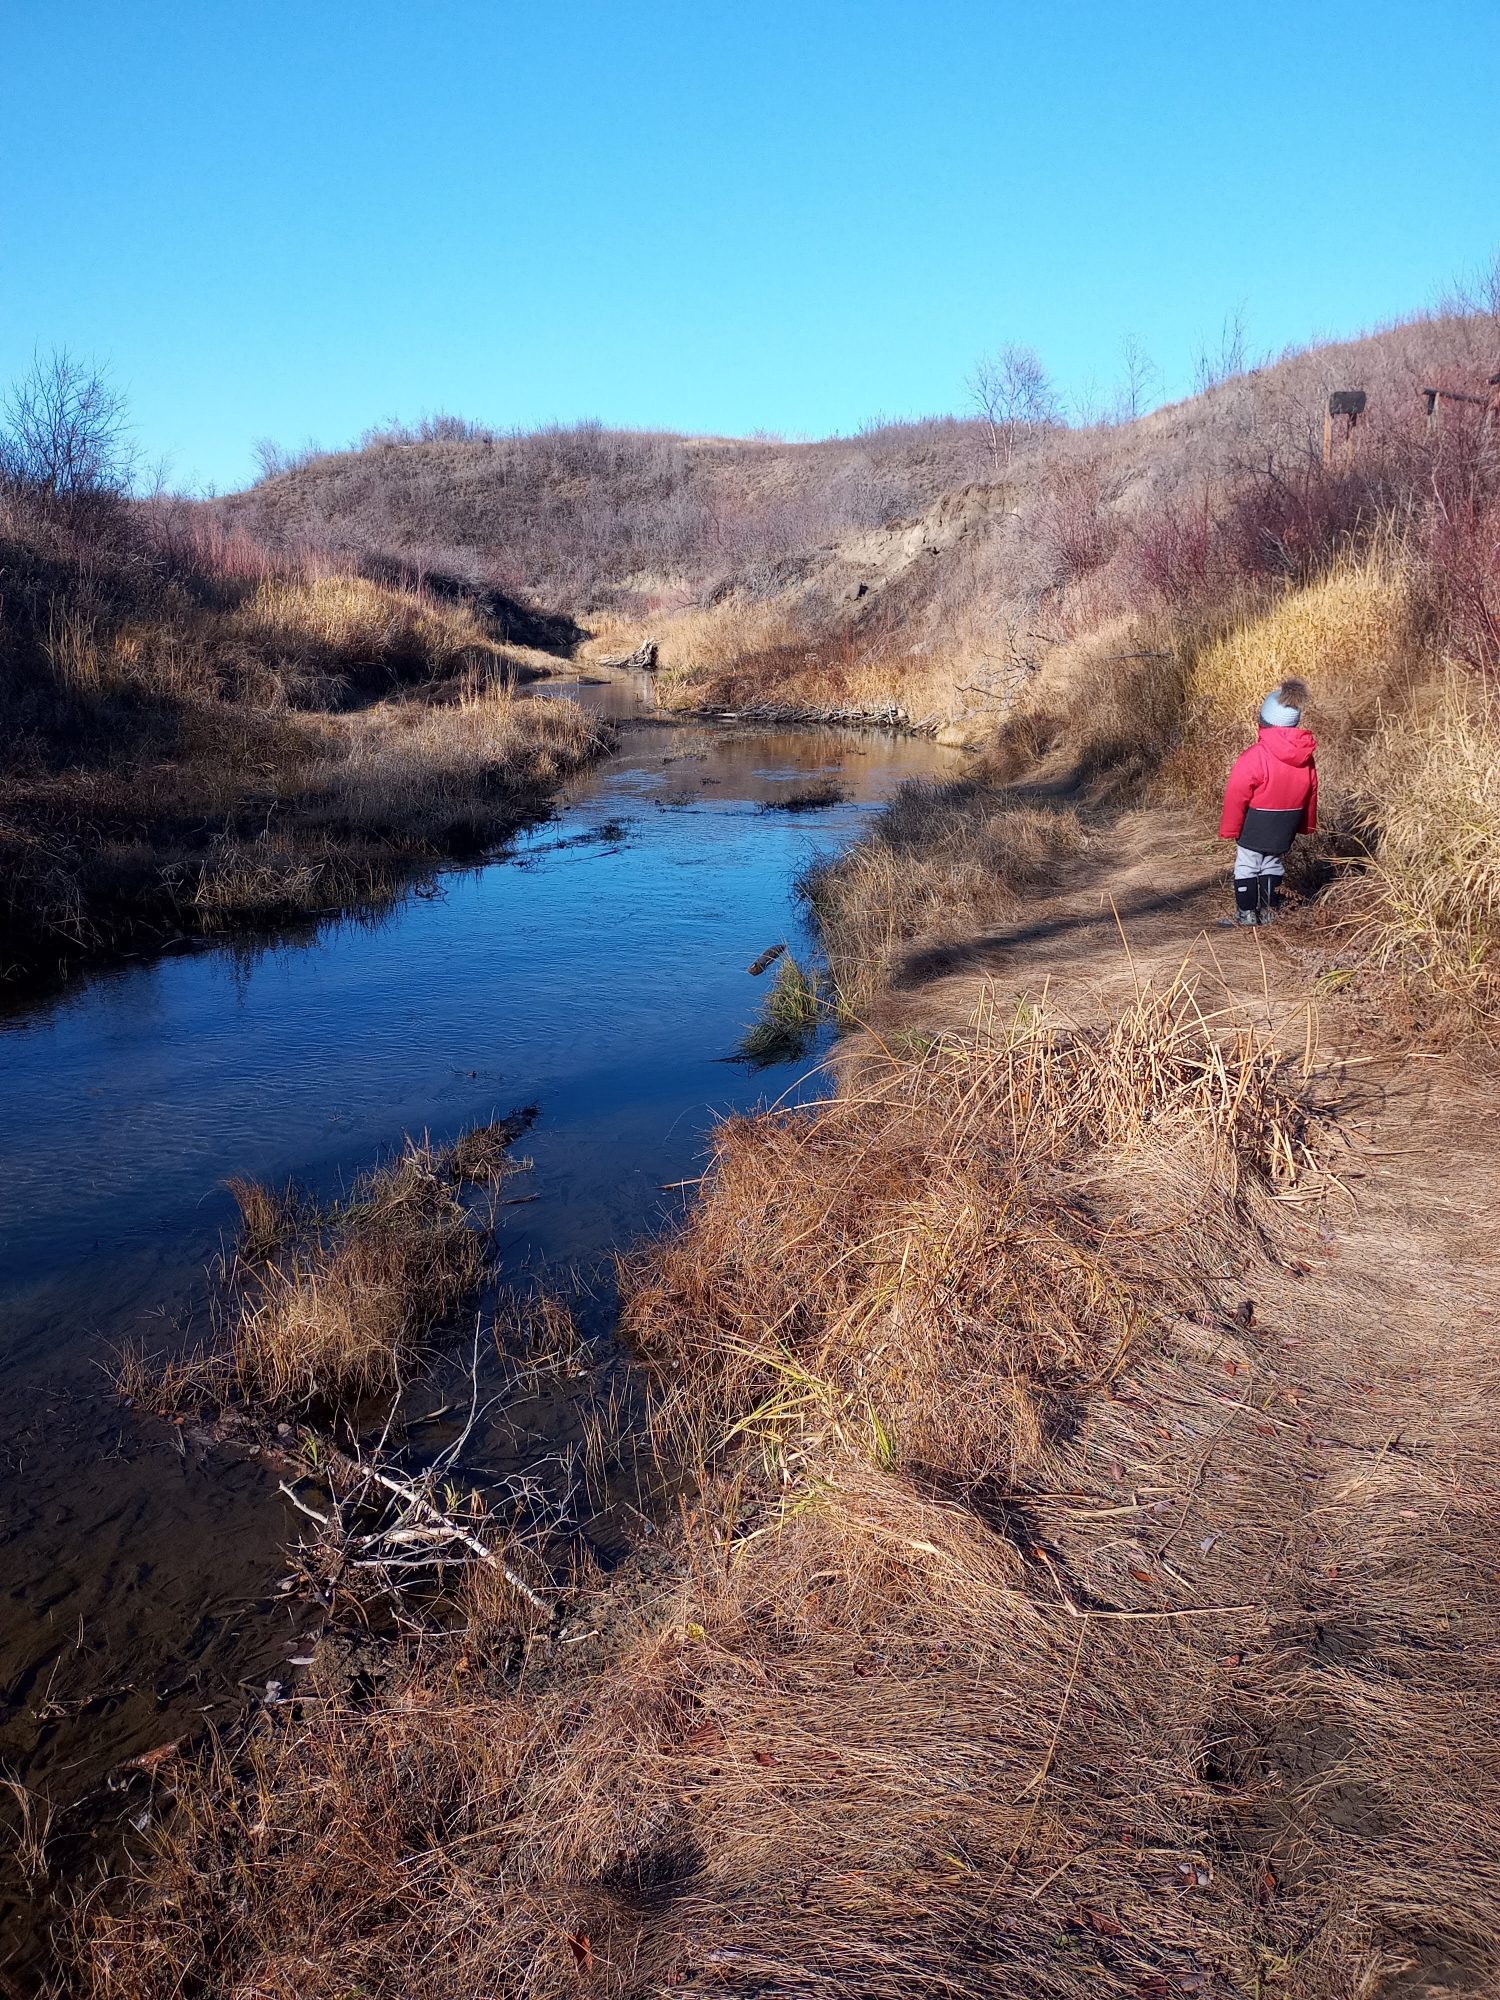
[3,1,1497,492]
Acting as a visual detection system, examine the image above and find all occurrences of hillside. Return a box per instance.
[225,314,1497,722]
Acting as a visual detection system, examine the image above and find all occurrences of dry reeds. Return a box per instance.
[1175,546,1415,789]
[1339,672,1500,1014]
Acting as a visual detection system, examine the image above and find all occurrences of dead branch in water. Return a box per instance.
[598,638,658,671]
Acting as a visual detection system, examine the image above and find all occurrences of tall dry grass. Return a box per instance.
[1339,673,1500,1014]
[804,782,1088,1017]
[1173,546,1417,791]
[235,573,507,683]
[629,974,1317,1478]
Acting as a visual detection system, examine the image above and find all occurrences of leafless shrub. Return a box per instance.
[0,349,136,514]
[967,343,1062,475]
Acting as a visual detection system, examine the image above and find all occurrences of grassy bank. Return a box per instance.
[0,498,607,984]
[81,977,1337,1998]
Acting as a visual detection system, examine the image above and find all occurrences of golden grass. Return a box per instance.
[230,1142,485,1408]
[805,781,1088,1018]
[236,574,505,677]
[630,974,1317,1480]
[1339,673,1500,1014]
[225,1174,304,1260]
[1177,548,1414,782]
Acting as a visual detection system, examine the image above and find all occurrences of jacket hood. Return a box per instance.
[1257,723,1317,767]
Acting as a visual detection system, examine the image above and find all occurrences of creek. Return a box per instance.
[0,673,958,1965]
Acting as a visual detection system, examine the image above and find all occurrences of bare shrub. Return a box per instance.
[0,348,135,517]
[967,343,1062,475]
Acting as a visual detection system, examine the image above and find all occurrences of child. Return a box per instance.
[1218,679,1317,925]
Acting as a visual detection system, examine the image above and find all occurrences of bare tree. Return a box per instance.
[967,344,1060,474]
[1116,334,1158,421]
[252,436,292,482]
[0,348,135,503]
[251,436,324,483]
[1192,308,1249,395]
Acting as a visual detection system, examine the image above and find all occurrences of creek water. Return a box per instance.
[0,674,957,1964]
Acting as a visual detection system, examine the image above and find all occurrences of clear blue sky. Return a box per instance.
[4,1,1497,492]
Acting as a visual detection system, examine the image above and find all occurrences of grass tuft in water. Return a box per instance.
[737,953,822,1065]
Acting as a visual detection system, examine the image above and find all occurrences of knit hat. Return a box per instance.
[1259,679,1306,727]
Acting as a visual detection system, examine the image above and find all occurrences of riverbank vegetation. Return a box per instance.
[81,977,1349,1999]
[1,358,608,985]
[119,1122,535,1419]
[223,306,1500,1015]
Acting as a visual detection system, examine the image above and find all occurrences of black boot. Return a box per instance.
[1220,878,1262,927]
[1264,874,1286,918]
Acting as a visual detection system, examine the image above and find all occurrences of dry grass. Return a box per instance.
[225,1174,305,1259]
[79,978,1369,2000]
[121,1125,520,1422]
[234,574,505,680]
[631,974,1317,1479]
[1338,673,1500,1014]
[4,683,607,967]
[1173,548,1415,788]
[804,781,1089,1017]
[736,953,821,1064]
[231,1142,485,1407]
[0,503,607,981]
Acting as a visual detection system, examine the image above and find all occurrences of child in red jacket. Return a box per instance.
[1219,679,1317,926]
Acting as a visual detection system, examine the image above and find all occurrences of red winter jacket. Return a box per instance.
[1219,725,1318,855]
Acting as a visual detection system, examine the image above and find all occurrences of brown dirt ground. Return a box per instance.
[870,803,1500,1997]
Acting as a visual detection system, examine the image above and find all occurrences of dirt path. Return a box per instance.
[877,804,1500,1997]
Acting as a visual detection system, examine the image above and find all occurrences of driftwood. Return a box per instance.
[270,1336,563,1621]
[747,942,788,977]
[599,639,658,672]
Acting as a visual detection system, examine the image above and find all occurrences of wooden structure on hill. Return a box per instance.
[1323,389,1366,467]
[1419,373,1500,434]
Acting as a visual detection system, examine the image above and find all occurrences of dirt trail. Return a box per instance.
[878,804,1500,1996]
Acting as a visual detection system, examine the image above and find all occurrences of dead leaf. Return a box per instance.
[1083,1907,1123,1937]
[567,1933,594,1971]
[752,1748,777,1767]
[123,1741,181,1775]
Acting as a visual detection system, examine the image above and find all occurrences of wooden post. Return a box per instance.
[1326,390,1365,467]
